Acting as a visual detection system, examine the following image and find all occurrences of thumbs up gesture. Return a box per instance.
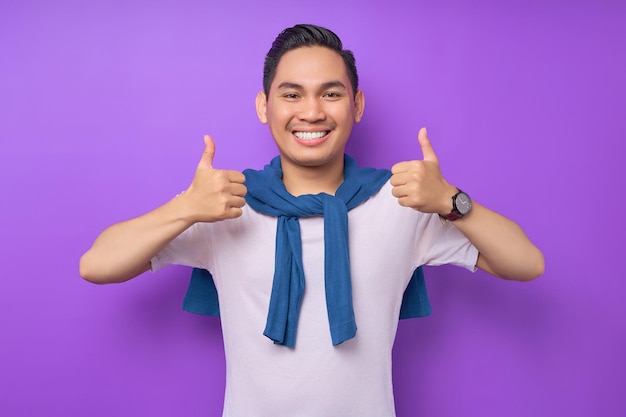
[390,128,457,215]
[182,135,247,222]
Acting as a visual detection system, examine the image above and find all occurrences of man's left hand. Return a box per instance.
[390,127,457,215]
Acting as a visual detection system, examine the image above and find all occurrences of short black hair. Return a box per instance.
[263,24,359,96]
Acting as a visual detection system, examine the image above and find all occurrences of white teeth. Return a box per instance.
[294,131,327,140]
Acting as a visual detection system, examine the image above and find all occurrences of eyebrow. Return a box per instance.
[276,81,348,91]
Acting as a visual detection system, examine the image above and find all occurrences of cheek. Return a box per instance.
[332,99,354,115]
[331,105,356,125]
[267,106,292,126]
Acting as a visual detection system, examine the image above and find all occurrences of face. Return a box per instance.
[256,46,364,174]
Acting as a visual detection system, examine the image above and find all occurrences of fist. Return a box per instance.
[183,135,247,222]
[390,128,456,215]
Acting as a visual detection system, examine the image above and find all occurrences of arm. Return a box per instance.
[390,128,544,282]
[79,135,247,284]
[446,201,544,281]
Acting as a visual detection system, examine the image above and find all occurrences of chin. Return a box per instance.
[282,151,338,168]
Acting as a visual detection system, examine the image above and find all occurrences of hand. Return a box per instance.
[390,127,457,215]
[182,135,247,222]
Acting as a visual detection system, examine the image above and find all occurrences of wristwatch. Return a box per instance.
[440,189,472,222]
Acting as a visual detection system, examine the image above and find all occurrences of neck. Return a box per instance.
[280,158,345,197]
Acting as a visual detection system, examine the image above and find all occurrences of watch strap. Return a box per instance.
[440,188,468,222]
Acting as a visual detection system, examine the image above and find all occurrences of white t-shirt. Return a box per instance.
[152,181,478,417]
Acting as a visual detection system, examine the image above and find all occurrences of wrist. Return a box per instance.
[437,184,458,216]
[439,188,472,222]
[171,190,202,225]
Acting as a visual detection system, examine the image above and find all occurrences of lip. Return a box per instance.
[292,130,332,146]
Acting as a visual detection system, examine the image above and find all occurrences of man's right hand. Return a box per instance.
[181,134,247,223]
[79,134,247,284]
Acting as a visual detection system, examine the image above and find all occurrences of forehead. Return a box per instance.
[271,46,350,90]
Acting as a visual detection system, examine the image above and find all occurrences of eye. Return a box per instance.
[282,93,300,100]
[323,91,342,100]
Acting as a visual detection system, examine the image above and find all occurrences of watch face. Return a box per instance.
[455,192,472,215]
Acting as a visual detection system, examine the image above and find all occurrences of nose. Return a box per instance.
[297,97,326,122]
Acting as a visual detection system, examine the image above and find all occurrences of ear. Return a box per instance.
[354,89,365,122]
[255,91,268,124]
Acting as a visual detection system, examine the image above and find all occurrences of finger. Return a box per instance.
[395,196,413,208]
[389,172,409,187]
[228,195,247,208]
[391,161,411,174]
[226,207,244,219]
[199,134,216,169]
[418,127,438,162]
[229,183,248,197]
[390,184,409,199]
[227,170,246,183]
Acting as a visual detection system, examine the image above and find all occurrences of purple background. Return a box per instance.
[1,0,625,416]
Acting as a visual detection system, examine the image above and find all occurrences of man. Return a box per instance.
[80,24,543,417]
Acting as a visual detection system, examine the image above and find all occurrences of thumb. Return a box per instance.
[199,134,215,169]
[418,127,437,162]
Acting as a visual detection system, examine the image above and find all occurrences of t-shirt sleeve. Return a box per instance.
[150,222,211,272]
[413,213,479,272]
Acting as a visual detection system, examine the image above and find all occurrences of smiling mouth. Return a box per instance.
[293,131,330,140]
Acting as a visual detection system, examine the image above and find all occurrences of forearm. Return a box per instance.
[79,195,195,284]
[451,202,544,281]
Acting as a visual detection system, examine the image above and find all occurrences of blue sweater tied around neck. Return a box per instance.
[183,155,431,347]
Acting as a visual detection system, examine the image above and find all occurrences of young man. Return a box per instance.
[80,24,543,417]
